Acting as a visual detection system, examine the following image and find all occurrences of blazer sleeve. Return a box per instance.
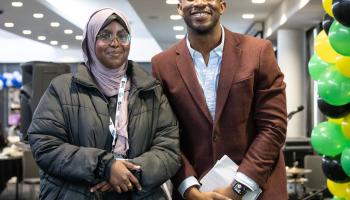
[238,40,287,187]
[151,56,197,188]
[28,81,113,185]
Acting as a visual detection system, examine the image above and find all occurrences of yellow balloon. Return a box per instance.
[329,117,344,124]
[336,56,350,78]
[315,30,342,64]
[342,114,350,139]
[323,0,334,17]
[327,179,350,198]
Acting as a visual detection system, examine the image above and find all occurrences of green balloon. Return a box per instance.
[329,20,350,56]
[308,54,332,80]
[341,148,350,176]
[311,121,350,157]
[332,196,346,200]
[318,67,350,106]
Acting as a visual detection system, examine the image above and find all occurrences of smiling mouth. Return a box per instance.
[108,52,122,56]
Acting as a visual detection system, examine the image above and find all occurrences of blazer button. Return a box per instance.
[213,134,218,142]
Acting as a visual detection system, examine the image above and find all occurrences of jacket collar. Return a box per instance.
[174,27,242,125]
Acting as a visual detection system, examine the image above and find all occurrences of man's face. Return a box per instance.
[177,0,226,34]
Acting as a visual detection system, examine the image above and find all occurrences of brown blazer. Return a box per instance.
[151,28,288,200]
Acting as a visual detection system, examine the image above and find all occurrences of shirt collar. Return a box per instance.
[186,25,225,58]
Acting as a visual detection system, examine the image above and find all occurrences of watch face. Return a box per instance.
[233,182,247,196]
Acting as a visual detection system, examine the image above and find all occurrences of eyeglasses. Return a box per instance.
[96,30,130,45]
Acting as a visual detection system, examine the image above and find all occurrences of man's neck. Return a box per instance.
[187,24,222,56]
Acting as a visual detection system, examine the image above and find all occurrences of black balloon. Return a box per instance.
[322,156,350,183]
[322,14,334,34]
[332,0,350,27]
[318,98,350,118]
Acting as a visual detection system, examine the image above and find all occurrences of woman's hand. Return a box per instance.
[109,160,142,193]
[90,181,113,193]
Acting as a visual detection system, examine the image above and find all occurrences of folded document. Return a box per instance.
[199,155,261,200]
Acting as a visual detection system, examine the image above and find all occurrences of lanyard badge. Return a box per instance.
[109,75,128,146]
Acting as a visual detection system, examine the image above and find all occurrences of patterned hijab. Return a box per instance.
[82,8,131,97]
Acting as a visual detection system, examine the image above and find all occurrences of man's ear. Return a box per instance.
[220,1,226,15]
[177,3,184,16]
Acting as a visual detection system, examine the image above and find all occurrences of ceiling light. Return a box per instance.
[173,26,184,31]
[252,0,265,3]
[75,35,83,40]
[4,22,14,28]
[50,41,58,45]
[50,22,60,27]
[176,34,185,39]
[12,2,23,7]
[61,45,69,49]
[64,29,73,34]
[33,13,44,18]
[22,30,31,35]
[170,15,182,20]
[37,36,46,41]
[242,14,255,19]
[166,0,179,4]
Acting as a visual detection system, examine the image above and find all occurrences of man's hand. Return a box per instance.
[109,160,142,193]
[185,186,233,200]
[214,186,241,200]
[90,181,113,193]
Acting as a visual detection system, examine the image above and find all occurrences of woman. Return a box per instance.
[28,8,180,199]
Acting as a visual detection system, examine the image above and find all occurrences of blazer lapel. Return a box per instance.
[175,39,213,124]
[214,29,242,125]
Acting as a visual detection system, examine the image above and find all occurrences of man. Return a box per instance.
[151,0,287,199]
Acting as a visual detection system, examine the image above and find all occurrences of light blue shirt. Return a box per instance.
[178,25,260,199]
[186,28,223,119]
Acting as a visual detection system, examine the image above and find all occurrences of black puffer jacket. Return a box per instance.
[28,61,181,200]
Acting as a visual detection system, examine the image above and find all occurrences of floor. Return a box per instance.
[0,178,39,200]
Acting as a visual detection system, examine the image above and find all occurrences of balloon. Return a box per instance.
[311,121,350,156]
[323,14,335,35]
[329,117,344,124]
[336,56,350,78]
[11,79,22,88]
[0,76,6,89]
[332,196,346,200]
[322,156,350,183]
[342,148,350,177]
[342,114,350,139]
[308,54,332,80]
[318,67,350,106]
[315,30,342,64]
[318,98,350,118]
[327,179,350,198]
[332,0,350,27]
[329,21,350,56]
[323,0,334,17]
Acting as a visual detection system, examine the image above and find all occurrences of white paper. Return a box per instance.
[199,155,262,200]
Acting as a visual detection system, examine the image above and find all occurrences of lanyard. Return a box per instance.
[108,75,128,146]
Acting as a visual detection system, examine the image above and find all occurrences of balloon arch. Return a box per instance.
[0,71,22,90]
[308,1,350,199]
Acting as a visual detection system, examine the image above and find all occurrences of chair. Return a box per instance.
[21,150,40,200]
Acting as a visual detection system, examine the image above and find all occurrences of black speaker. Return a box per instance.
[20,61,71,141]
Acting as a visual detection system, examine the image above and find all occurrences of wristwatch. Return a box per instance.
[232,180,248,197]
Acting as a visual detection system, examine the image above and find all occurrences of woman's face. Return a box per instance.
[95,21,130,69]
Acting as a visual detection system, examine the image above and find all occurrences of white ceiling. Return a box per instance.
[0,0,323,63]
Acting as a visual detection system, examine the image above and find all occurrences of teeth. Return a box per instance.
[193,13,207,17]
